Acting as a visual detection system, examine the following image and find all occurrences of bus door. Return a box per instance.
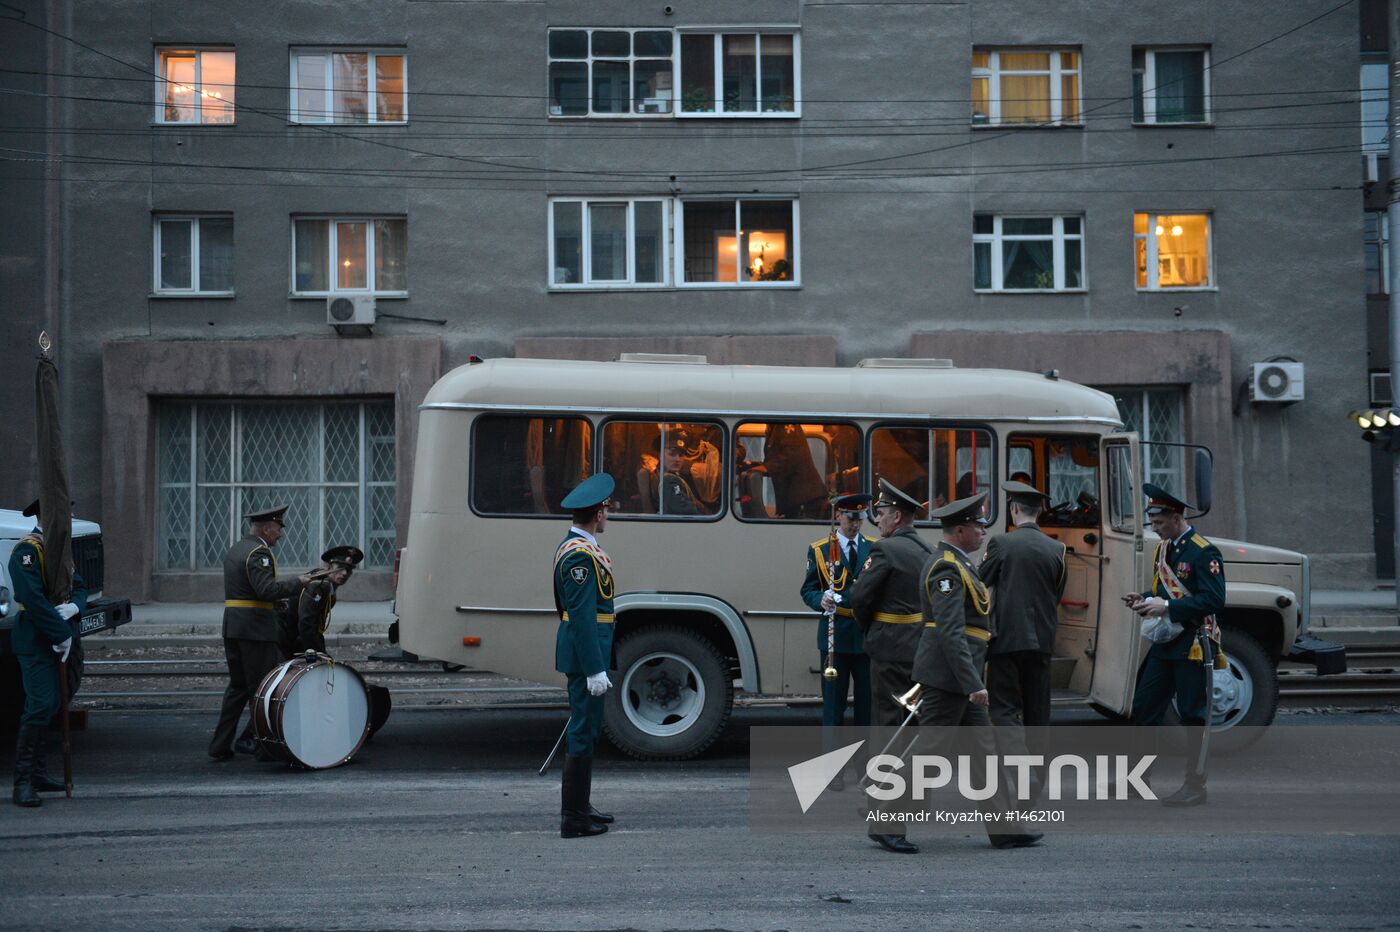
[1090,435,1145,714]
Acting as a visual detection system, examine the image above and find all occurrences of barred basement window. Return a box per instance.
[157,400,396,571]
[1110,387,1185,493]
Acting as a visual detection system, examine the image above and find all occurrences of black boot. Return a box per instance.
[561,755,607,838]
[581,756,615,824]
[29,728,66,793]
[12,725,42,808]
[1163,726,1208,807]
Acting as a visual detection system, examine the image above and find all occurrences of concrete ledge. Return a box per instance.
[1312,627,1400,648]
[1313,614,1400,628]
[83,633,391,652]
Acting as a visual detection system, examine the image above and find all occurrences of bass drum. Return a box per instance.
[253,656,370,769]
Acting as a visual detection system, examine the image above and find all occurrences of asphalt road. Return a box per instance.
[1,706,1397,931]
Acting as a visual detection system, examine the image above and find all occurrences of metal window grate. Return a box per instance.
[1111,387,1185,492]
[157,400,395,570]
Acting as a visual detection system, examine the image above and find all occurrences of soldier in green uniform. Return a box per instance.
[848,478,934,854]
[209,505,310,761]
[1127,483,1226,807]
[553,473,618,839]
[914,492,1042,850]
[281,546,362,656]
[800,492,875,788]
[981,480,1067,798]
[8,499,85,808]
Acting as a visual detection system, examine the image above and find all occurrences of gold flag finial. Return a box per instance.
[38,330,52,355]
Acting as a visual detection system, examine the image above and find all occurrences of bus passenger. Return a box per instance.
[800,492,876,789]
[655,433,701,515]
[848,478,934,855]
[553,473,619,838]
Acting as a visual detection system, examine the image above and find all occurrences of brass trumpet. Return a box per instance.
[822,661,839,681]
[858,682,926,790]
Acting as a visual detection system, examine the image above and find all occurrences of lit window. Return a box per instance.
[679,199,797,286]
[550,199,669,286]
[290,50,407,124]
[679,31,798,115]
[869,427,995,523]
[602,421,725,518]
[971,49,1080,126]
[733,422,861,521]
[156,48,235,124]
[1132,48,1209,124]
[548,29,675,116]
[153,216,234,294]
[1133,212,1211,289]
[973,215,1084,291]
[293,218,407,294]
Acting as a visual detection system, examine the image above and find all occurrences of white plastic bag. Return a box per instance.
[1140,615,1184,644]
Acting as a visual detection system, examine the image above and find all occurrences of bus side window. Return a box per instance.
[735,421,862,520]
[601,421,724,518]
[471,415,592,515]
[870,426,994,521]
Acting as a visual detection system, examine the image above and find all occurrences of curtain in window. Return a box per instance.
[1153,52,1204,122]
[1002,240,1053,289]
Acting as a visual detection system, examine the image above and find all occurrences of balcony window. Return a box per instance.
[679,199,797,286]
[548,28,674,116]
[679,31,798,115]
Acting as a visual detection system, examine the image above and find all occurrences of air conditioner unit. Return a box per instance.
[326,294,375,328]
[1249,361,1304,403]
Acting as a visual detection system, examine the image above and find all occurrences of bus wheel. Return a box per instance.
[1171,629,1277,753]
[604,626,733,761]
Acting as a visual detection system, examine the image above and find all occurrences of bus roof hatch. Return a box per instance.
[856,358,954,368]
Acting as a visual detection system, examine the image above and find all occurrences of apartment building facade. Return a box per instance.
[0,0,1375,598]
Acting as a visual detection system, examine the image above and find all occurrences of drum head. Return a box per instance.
[280,662,370,768]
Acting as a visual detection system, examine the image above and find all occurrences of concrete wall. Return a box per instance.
[0,0,1373,592]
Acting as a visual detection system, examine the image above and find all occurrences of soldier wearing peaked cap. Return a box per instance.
[8,498,86,807]
[981,481,1067,736]
[848,478,934,854]
[553,473,619,838]
[800,492,877,783]
[912,492,1043,850]
[209,505,310,762]
[281,545,363,657]
[1127,483,1225,808]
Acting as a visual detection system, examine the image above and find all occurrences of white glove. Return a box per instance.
[52,637,72,663]
[56,601,79,621]
[820,588,839,612]
[586,671,611,697]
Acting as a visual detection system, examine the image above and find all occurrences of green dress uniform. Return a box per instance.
[981,505,1067,729]
[554,529,616,756]
[801,532,875,730]
[288,578,336,655]
[848,525,933,728]
[553,472,619,839]
[209,518,303,759]
[911,493,1041,850]
[8,523,87,807]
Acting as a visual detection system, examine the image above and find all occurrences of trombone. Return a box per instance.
[858,683,924,789]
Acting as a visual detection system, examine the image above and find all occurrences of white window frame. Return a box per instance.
[973,214,1085,292]
[675,197,800,288]
[972,48,1081,126]
[1134,211,1214,291]
[675,27,802,119]
[153,47,235,125]
[152,215,234,296]
[548,198,672,288]
[1366,210,1390,295]
[290,216,408,296]
[1133,47,1211,125]
[546,28,677,119]
[288,48,408,124]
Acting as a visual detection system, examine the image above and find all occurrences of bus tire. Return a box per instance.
[604,625,733,761]
[1170,628,1277,753]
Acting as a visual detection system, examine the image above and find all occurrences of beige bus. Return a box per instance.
[394,355,1336,759]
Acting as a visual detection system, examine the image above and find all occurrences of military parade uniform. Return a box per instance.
[280,545,363,657]
[1131,484,1225,805]
[849,479,933,853]
[912,493,1041,849]
[801,493,876,743]
[554,473,618,838]
[209,506,303,761]
[8,500,87,807]
[981,481,1068,731]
